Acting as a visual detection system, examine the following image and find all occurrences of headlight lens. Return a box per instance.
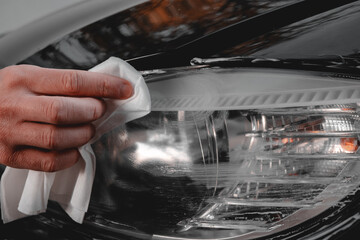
[44,67,360,239]
[91,104,360,238]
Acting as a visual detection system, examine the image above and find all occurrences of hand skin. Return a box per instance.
[0,65,133,172]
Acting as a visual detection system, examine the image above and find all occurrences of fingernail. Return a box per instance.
[120,83,133,99]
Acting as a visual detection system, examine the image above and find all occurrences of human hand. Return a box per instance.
[0,65,133,172]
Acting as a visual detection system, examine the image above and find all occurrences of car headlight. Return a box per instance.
[41,66,360,239]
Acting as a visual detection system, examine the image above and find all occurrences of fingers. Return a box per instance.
[8,148,80,172]
[11,122,95,150]
[20,95,106,124]
[19,65,133,99]
[0,64,134,172]
[3,122,93,172]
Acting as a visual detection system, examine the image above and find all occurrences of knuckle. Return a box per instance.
[0,65,25,87]
[0,147,15,167]
[1,156,10,167]
[46,99,64,123]
[0,96,22,120]
[99,78,110,97]
[0,101,13,121]
[42,126,59,149]
[61,71,82,94]
[0,126,12,146]
[42,154,57,172]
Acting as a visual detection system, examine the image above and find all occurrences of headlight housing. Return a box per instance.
[85,67,360,239]
[34,66,360,239]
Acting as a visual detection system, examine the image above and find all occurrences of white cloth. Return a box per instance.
[0,57,151,223]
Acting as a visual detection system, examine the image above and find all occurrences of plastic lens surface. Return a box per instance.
[91,104,360,239]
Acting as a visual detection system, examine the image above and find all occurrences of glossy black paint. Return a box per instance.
[128,0,360,70]
[23,0,301,69]
[20,0,360,71]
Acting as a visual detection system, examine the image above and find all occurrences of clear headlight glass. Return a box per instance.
[86,67,360,239]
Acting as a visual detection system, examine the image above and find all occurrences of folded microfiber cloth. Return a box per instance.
[0,57,151,223]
